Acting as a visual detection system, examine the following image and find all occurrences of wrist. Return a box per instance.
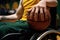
[46,0,57,3]
[46,2,57,7]
[1,16,7,20]
[46,0,58,7]
[0,16,3,20]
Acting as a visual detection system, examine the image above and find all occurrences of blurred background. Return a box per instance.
[57,0,60,27]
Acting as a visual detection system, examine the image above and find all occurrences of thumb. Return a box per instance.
[28,8,32,12]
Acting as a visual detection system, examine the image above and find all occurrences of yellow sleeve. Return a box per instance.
[20,0,40,20]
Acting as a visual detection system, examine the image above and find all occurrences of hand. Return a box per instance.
[27,1,51,21]
[0,16,3,20]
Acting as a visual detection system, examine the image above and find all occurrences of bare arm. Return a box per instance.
[0,0,24,20]
[46,0,58,7]
[41,0,57,7]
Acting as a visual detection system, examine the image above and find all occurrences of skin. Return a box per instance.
[0,0,57,21]
[46,0,57,7]
[27,0,57,21]
[27,0,46,21]
[0,0,24,20]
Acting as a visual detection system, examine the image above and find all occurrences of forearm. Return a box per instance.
[2,14,17,19]
[40,0,57,7]
[46,0,58,7]
[46,0,57,2]
[0,0,23,20]
[0,14,18,20]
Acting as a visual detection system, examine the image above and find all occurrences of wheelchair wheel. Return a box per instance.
[36,30,60,40]
[1,33,22,40]
[30,30,60,40]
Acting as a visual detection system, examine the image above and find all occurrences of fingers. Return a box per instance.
[28,8,32,12]
[30,7,35,20]
[27,6,51,22]
[44,7,48,21]
[27,8,32,20]
[27,7,35,20]
[34,6,39,21]
[46,8,51,20]
[44,8,51,21]
[39,7,44,21]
